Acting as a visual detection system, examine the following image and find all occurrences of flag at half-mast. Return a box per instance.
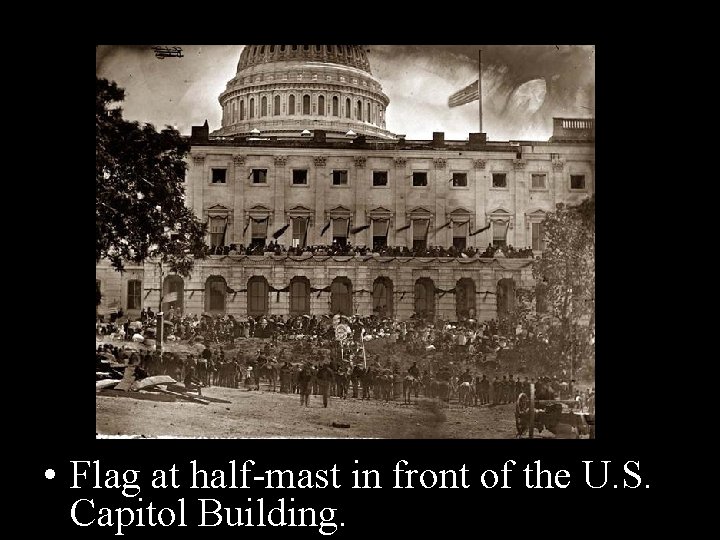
[448,80,479,108]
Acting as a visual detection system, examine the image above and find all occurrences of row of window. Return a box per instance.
[208,217,547,252]
[248,45,364,58]
[224,95,383,124]
[112,275,523,319]
[211,168,587,190]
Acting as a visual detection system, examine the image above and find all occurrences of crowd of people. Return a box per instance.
[97,305,594,408]
[203,241,535,259]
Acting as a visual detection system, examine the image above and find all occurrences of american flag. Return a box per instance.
[448,80,480,108]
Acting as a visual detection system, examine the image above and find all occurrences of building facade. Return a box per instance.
[96,45,595,322]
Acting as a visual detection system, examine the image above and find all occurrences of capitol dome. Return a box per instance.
[213,45,396,140]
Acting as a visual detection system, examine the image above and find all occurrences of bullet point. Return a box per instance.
[45,469,55,480]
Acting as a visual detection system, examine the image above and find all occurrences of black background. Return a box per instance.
[18,15,671,538]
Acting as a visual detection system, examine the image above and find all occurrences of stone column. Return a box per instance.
[354,265,373,316]
[232,154,246,245]
[512,158,526,248]
[395,266,415,320]
[551,157,564,208]
[313,156,327,246]
[393,157,407,247]
[273,155,287,246]
[353,156,367,246]
[473,159,487,249]
[437,265,456,320]
[477,267,497,322]
[192,154,206,232]
[269,264,289,316]
[433,157,448,246]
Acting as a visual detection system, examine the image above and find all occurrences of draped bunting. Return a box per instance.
[310,285,332,298]
[320,220,331,236]
[272,223,290,239]
[350,224,371,234]
[435,220,452,232]
[470,222,491,236]
[396,223,411,232]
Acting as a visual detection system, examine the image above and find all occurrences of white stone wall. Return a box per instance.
[97,256,536,322]
[186,143,594,251]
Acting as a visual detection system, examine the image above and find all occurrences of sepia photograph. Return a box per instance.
[96,44,595,439]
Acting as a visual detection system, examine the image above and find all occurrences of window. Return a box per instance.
[209,216,228,248]
[292,45,298,51]
[345,98,351,118]
[531,173,546,189]
[413,219,428,250]
[453,220,468,249]
[304,45,309,51]
[247,277,268,316]
[330,277,353,315]
[532,222,546,251]
[412,172,428,187]
[232,101,236,123]
[302,94,310,115]
[288,95,295,115]
[356,100,362,120]
[211,168,227,184]
[332,217,348,246]
[372,220,389,249]
[251,219,267,248]
[206,276,226,313]
[452,172,467,187]
[318,95,325,116]
[239,99,245,120]
[292,170,308,185]
[273,95,281,116]
[571,174,586,190]
[260,46,265,54]
[292,217,308,247]
[366,104,370,123]
[127,280,142,310]
[270,45,275,53]
[493,221,509,248]
[332,96,339,116]
[332,170,348,186]
[492,173,507,188]
[280,45,286,52]
[251,169,268,184]
[372,171,388,186]
[315,45,322,51]
[414,278,435,319]
[249,98,255,118]
[261,96,268,117]
[372,277,393,317]
[290,277,310,316]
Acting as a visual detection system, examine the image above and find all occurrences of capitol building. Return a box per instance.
[96,45,595,322]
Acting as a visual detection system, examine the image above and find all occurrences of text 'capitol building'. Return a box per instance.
[96,45,595,322]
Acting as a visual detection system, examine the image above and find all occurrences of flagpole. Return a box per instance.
[478,49,483,133]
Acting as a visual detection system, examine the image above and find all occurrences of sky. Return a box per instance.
[96,45,594,141]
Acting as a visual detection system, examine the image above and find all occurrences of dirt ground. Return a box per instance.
[96,385,533,439]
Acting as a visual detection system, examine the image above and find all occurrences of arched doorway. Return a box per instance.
[330,277,353,315]
[456,278,476,320]
[497,278,516,320]
[247,276,269,317]
[205,276,227,314]
[162,275,184,314]
[289,276,310,316]
[414,278,435,320]
[372,277,393,318]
